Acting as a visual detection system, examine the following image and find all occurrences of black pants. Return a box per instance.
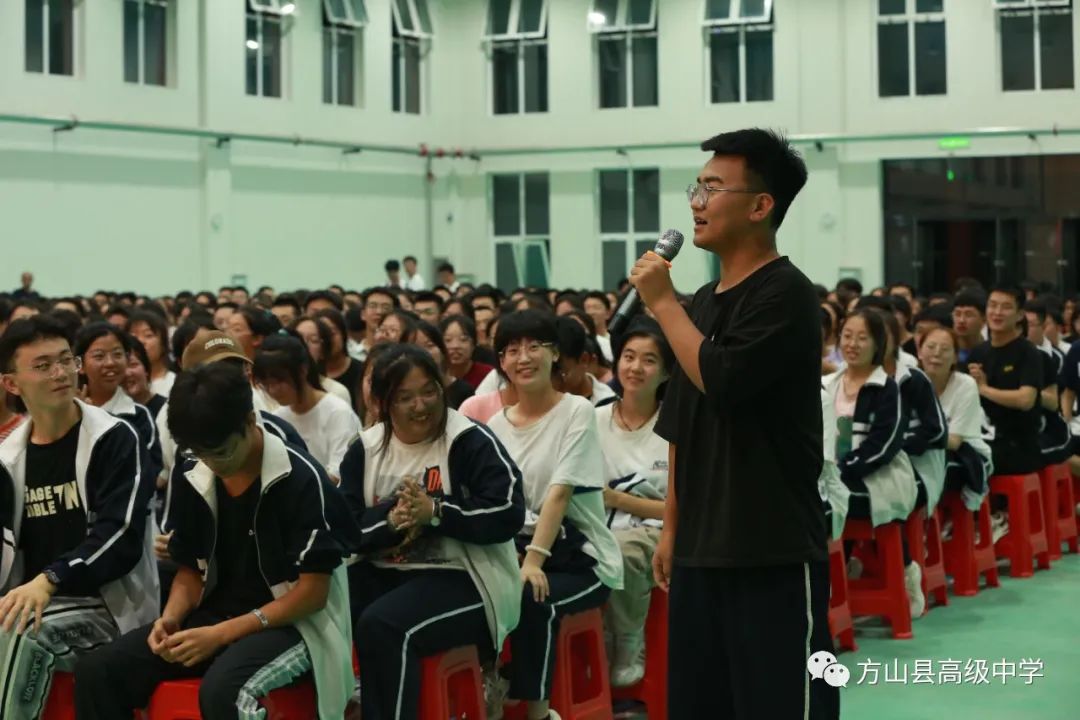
[73,608,303,720]
[507,568,610,701]
[668,562,839,720]
[348,564,491,720]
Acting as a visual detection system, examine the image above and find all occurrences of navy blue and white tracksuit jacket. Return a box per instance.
[897,365,948,510]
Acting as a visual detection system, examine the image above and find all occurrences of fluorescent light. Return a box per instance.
[280,2,296,13]
[246,39,260,50]
[588,11,607,25]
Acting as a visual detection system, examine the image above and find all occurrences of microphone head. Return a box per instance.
[654,229,685,262]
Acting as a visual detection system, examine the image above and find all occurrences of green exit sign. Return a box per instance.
[938,137,971,150]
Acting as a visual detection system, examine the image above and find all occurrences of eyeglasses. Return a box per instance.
[185,433,244,464]
[392,386,442,409]
[500,341,554,360]
[366,302,394,313]
[13,353,81,377]
[86,349,128,365]
[685,183,762,207]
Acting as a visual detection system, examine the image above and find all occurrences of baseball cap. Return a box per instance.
[181,329,251,370]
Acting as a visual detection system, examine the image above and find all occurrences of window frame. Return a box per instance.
[246,6,284,98]
[392,20,424,114]
[323,21,361,106]
[597,28,659,108]
[484,0,549,41]
[491,172,552,291]
[25,0,77,76]
[124,0,170,86]
[707,21,774,103]
[489,33,549,115]
[997,0,1074,90]
[597,167,661,290]
[248,0,298,16]
[703,0,774,27]
[322,0,367,28]
[392,0,435,40]
[876,0,947,98]
[587,0,657,33]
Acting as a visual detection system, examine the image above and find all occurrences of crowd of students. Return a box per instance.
[1,269,1076,719]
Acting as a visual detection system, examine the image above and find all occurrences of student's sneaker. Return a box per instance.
[483,665,509,720]
[940,518,953,542]
[547,710,563,720]
[611,633,646,687]
[846,555,864,581]
[991,511,1010,544]
[904,562,926,619]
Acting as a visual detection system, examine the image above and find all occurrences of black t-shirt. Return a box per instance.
[902,337,917,356]
[201,477,274,618]
[966,336,1043,460]
[654,257,827,568]
[445,378,475,410]
[21,422,88,584]
[146,394,167,421]
[473,346,499,367]
[332,358,363,412]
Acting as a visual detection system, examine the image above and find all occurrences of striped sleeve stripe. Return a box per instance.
[69,422,142,568]
[441,424,517,517]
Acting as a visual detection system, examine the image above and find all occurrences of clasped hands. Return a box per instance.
[147,616,224,667]
[388,476,435,532]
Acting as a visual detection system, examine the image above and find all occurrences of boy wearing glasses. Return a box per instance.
[0,315,156,720]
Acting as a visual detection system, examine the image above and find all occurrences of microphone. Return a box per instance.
[608,229,685,337]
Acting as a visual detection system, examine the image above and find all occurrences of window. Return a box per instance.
[997,0,1074,91]
[323,0,366,105]
[246,0,284,97]
[598,168,660,291]
[589,0,658,108]
[877,0,946,97]
[25,0,75,76]
[704,0,773,103]
[492,173,551,291]
[485,0,548,114]
[124,0,168,86]
[392,0,432,113]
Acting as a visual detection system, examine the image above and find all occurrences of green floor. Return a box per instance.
[839,552,1080,719]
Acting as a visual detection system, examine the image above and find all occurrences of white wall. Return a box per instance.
[2,0,1080,296]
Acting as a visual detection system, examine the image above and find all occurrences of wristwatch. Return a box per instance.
[430,497,443,527]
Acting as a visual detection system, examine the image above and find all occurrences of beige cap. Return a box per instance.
[181,329,251,370]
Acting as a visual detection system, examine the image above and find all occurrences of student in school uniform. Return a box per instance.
[486,310,623,720]
[128,310,177,399]
[918,327,994,513]
[594,319,671,687]
[227,306,283,410]
[952,291,988,368]
[75,361,357,720]
[124,336,168,421]
[316,309,365,415]
[289,315,355,406]
[823,309,922,616]
[254,334,361,484]
[413,321,476,410]
[1024,299,1073,467]
[441,315,495,391]
[339,345,525,720]
[0,316,157,720]
[73,322,161,481]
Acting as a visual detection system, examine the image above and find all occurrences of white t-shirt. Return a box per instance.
[150,371,176,399]
[487,394,623,589]
[274,394,360,479]
[589,374,616,406]
[594,403,667,530]
[406,274,427,292]
[939,371,992,463]
[475,372,615,408]
[596,334,613,364]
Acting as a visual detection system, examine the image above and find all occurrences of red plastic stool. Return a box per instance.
[990,473,1051,577]
[41,671,75,720]
[842,519,912,639]
[416,645,486,720]
[903,508,948,612]
[825,538,857,652]
[1038,464,1064,561]
[550,609,614,720]
[146,677,317,720]
[611,587,669,720]
[941,492,1000,596]
[1058,470,1079,554]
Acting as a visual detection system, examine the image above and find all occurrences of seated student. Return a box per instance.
[1043,302,1071,355]
[125,335,168,420]
[74,322,161,481]
[595,319,671,687]
[254,334,361,484]
[441,315,495,391]
[412,291,445,327]
[823,309,921,616]
[582,291,615,363]
[1024,299,1072,468]
[874,309,948,513]
[0,316,156,720]
[413,320,475,410]
[819,381,851,540]
[227,306,283,409]
[486,310,623,720]
[889,295,917,356]
[918,327,994,513]
[356,343,396,429]
[375,310,419,346]
[855,296,918,371]
[316,308,365,414]
[912,303,953,354]
[270,294,301,329]
[952,290,988,368]
[553,316,617,407]
[339,345,525,720]
[74,361,357,720]
[353,288,399,363]
[128,310,177,398]
[967,286,1043,539]
[289,315,353,405]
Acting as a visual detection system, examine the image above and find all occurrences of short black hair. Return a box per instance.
[699,128,808,229]
[237,306,283,338]
[48,309,83,346]
[437,262,456,275]
[413,291,445,312]
[385,259,401,272]
[253,332,321,393]
[953,290,987,314]
[414,321,450,367]
[555,316,588,360]
[171,316,216,364]
[836,278,864,296]
[128,334,152,374]
[403,255,418,264]
[439,314,478,344]
[0,315,72,372]
[362,287,399,307]
[493,310,559,357]
[554,292,584,311]
[105,304,131,321]
[305,290,344,313]
[272,294,302,314]
[167,361,254,451]
[989,285,1025,311]
[889,294,912,324]
[344,305,366,333]
[51,297,86,318]
[443,297,475,322]
[127,310,172,361]
[888,282,914,295]
[854,295,893,314]
[74,321,132,359]
[1024,299,1048,324]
